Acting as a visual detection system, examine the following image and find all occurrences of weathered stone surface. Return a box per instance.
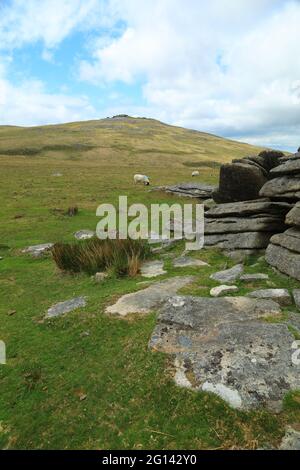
[240,273,269,281]
[149,296,299,410]
[260,176,300,199]
[46,297,87,318]
[22,243,54,257]
[140,260,167,278]
[205,232,274,250]
[210,285,238,297]
[213,163,267,203]
[173,256,209,268]
[210,264,244,283]
[257,150,284,171]
[74,230,95,240]
[247,289,292,306]
[286,202,300,226]
[270,231,300,254]
[205,216,286,234]
[271,158,300,176]
[293,290,300,310]
[105,276,195,316]
[279,427,300,450]
[205,200,291,219]
[266,243,300,281]
[152,182,216,199]
[286,312,300,334]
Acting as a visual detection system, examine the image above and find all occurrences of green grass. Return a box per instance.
[0,117,299,449]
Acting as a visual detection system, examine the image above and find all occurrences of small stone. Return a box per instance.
[247,289,292,306]
[0,257,3,260]
[140,260,166,278]
[94,272,108,283]
[46,297,87,318]
[106,276,195,316]
[293,290,300,310]
[173,256,209,268]
[240,273,269,281]
[279,427,300,450]
[210,264,244,283]
[22,243,54,257]
[210,285,239,297]
[74,230,95,240]
[7,310,16,316]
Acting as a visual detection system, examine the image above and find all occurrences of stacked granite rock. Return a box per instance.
[204,199,291,252]
[152,182,216,200]
[213,150,284,203]
[261,150,300,280]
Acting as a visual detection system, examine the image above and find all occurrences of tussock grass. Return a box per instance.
[52,238,151,276]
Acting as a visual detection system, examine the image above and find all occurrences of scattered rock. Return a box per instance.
[22,243,54,257]
[46,297,87,318]
[140,260,167,278]
[52,172,62,177]
[74,230,95,240]
[149,295,298,410]
[210,264,244,283]
[279,427,300,450]
[105,276,195,317]
[210,285,238,297]
[240,273,269,281]
[247,289,292,306]
[94,272,108,283]
[224,250,264,263]
[173,256,209,268]
[293,290,300,310]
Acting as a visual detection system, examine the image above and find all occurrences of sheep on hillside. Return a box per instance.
[134,174,150,185]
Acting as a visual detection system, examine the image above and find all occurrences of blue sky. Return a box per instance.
[0,0,300,151]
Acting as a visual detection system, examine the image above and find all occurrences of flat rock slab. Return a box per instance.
[279,427,300,450]
[260,176,300,199]
[173,256,209,268]
[153,183,216,199]
[247,289,292,306]
[286,202,300,226]
[74,230,95,240]
[293,290,300,309]
[210,264,244,283]
[266,243,300,281]
[105,276,195,317]
[149,296,300,410]
[240,273,269,281]
[210,285,238,297]
[205,231,274,250]
[140,260,167,278]
[205,200,291,218]
[22,243,54,257]
[46,297,87,318]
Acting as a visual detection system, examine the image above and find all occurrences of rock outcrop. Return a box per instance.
[204,199,291,251]
[213,150,284,203]
[149,295,299,410]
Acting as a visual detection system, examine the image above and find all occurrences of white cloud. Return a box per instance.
[0,62,96,126]
[79,0,300,149]
[0,0,114,50]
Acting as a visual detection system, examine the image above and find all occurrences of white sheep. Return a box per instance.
[192,171,199,177]
[134,174,150,186]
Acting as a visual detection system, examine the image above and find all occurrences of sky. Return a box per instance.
[0,0,300,150]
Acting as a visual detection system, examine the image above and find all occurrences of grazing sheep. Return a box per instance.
[134,174,150,185]
[192,171,199,177]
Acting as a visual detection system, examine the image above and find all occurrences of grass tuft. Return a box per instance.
[52,237,151,277]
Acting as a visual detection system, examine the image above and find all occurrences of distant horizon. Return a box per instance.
[0,114,293,153]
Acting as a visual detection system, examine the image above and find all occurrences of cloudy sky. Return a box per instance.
[0,0,300,150]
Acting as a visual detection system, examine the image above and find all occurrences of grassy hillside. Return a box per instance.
[1,117,299,450]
